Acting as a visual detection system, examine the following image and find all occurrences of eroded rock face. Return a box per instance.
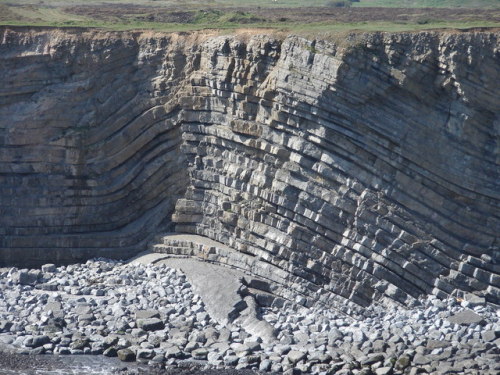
[0,27,498,308]
[0,28,193,264]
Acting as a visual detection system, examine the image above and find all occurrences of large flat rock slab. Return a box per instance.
[157,257,247,326]
[131,249,276,342]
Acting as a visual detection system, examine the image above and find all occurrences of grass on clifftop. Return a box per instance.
[0,0,499,32]
[352,0,499,8]
[1,0,499,8]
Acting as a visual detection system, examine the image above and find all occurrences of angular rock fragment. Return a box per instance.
[481,330,499,342]
[287,350,307,365]
[361,353,385,366]
[192,348,209,360]
[103,347,117,357]
[375,367,393,375]
[447,310,486,326]
[135,310,160,320]
[136,318,165,331]
[463,293,486,307]
[41,264,56,273]
[136,348,155,360]
[12,270,40,285]
[117,348,136,362]
[395,355,411,371]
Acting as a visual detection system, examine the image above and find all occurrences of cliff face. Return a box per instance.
[1,27,498,308]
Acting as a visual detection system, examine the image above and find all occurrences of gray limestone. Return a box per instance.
[2,257,496,374]
[117,348,136,362]
[481,330,499,342]
[375,367,393,375]
[447,310,486,326]
[135,310,160,320]
[136,318,165,331]
[41,264,56,273]
[286,350,307,365]
[0,29,498,312]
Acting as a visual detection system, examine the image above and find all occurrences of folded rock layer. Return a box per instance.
[0,27,498,308]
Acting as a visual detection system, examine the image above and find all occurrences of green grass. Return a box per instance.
[193,9,264,24]
[293,19,500,32]
[0,0,328,8]
[352,0,500,8]
[1,17,497,33]
[1,0,499,8]
[0,0,498,32]
[7,6,90,23]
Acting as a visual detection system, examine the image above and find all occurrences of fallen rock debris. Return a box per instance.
[0,259,498,374]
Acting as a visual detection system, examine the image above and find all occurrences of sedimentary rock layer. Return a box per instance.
[0,29,193,264]
[0,27,498,308]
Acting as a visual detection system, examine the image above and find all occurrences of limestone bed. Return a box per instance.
[0,259,498,374]
[1,27,499,312]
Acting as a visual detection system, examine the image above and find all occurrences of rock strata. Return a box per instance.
[0,27,499,310]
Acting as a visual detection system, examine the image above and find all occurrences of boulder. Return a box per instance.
[117,348,136,362]
[135,310,161,320]
[136,318,165,331]
[287,350,307,365]
[447,310,485,326]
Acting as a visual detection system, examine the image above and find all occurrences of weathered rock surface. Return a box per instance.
[0,27,499,309]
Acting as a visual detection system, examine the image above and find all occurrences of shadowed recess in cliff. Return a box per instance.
[0,27,498,309]
[0,29,192,265]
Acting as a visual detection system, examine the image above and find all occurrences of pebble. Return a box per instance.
[0,258,498,375]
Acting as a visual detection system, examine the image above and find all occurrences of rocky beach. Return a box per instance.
[1,258,498,374]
